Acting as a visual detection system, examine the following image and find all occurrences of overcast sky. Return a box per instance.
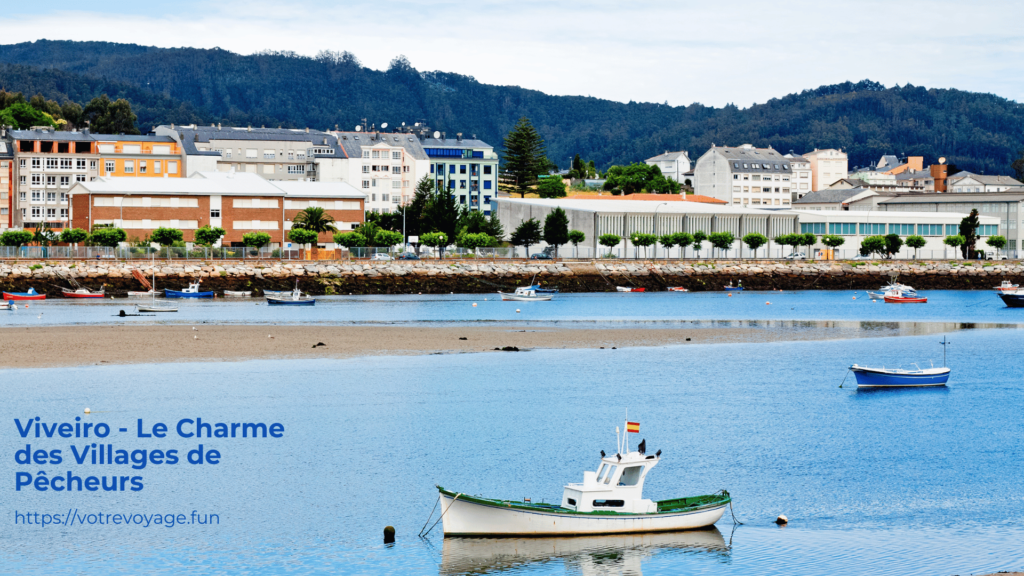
[3,0,1023,108]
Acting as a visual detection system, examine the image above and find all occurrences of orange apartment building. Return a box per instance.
[9,127,184,230]
[69,172,364,247]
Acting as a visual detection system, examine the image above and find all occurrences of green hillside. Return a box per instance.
[2,39,1023,175]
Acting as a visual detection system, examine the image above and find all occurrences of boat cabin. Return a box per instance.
[561,451,660,514]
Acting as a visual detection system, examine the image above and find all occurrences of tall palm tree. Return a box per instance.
[292,207,338,259]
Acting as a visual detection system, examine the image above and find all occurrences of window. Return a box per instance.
[484,181,492,190]
[262,165,274,174]
[76,159,86,170]
[889,223,914,235]
[46,176,56,187]
[210,209,221,218]
[19,175,26,185]
[919,224,943,236]
[392,166,401,174]
[391,181,401,189]
[449,179,455,189]
[460,165,467,174]
[153,161,161,174]
[860,223,886,235]
[124,161,135,174]
[47,192,57,202]
[733,174,739,180]
[60,208,68,219]
[168,162,178,174]
[232,199,279,208]
[362,165,370,173]
[60,192,68,203]
[31,207,41,218]
[392,151,401,160]
[567,498,576,506]
[742,163,748,168]
[449,165,456,173]
[362,150,370,159]
[362,180,370,189]
[46,208,56,218]
[460,180,466,189]
[979,224,998,236]
[60,158,72,170]
[31,174,42,186]
[592,500,624,507]
[31,191,41,202]
[403,165,410,173]
[31,158,41,169]
[618,466,644,486]
[371,193,377,202]
[287,165,305,174]
[90,160,97,170]
[372,150,380,159]
[46,158,58,170]
[733,162,739,168]
[20,159,27,168]
[801,222,826,234]
[138,161,147,174]
[382,194,389,202]
[105,161,115,173]
[602,465,617,484]
[829,222,857,235]
[946,224,959,236]
[264,151,276,159]
[484,166,492,175]
[246,149,258,159]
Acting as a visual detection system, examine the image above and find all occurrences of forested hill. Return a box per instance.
[2,39,1024,174]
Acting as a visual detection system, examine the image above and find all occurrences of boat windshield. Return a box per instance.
[602,465,617,484]
[596,463,606,478]
[618,465,644,486]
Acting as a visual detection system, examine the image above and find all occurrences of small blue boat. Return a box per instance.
[851,336,951,388]
[164,281,214,299]
[723,282,743,291]
[524,284,559,294]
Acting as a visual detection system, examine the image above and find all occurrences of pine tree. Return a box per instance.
[510,218,542,257]
[502,117,547,197]
[543,207,570,257]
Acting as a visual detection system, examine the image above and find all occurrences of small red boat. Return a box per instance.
[62,288,106,299]
[616,286,646,292]
[884,294,927,303]
[667,287,688,292]
[3,288,46,300]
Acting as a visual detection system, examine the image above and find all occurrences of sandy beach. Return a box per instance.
[0,320,968,369]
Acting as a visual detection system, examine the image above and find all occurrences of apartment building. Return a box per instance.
[801,148,848,191]
[69,172,364,248]
[422,133,500,214]
[0,131,12,230]
[330,130,430,214]
[693,144,794,207]
[644,150,692,182]
[155,124,347,182]
[783,153,812,200]
[8,127,184,230]
[946,173,1024,193]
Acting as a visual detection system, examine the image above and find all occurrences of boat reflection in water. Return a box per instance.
[439,527,728,576]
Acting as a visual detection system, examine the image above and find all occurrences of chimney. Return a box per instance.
[335,124,339,131]
[305,127,309,133]
[457,132,463,142]
[218,123,221,130]
[170,123,174,129]
[247,125,252,132]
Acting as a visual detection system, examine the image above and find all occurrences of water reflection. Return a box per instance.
[439,528,728,575]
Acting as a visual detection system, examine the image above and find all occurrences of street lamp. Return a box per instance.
[653,202,668,259]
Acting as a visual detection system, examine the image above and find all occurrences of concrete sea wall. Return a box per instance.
[1,259,1022,295]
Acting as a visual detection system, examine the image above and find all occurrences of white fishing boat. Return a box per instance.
[223,290,253,297]
[867,283,918,300]
[995,280,1019,292]
[498,286,553,301]
[432,421,730,537]
[616,286,646,292]
[0,302,15,310]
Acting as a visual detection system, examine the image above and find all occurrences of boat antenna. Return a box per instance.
[941,335,949,367]
[615,425,620,455]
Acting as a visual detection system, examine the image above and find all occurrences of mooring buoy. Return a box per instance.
[383,525,395,543]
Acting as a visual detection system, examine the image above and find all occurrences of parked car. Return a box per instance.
[784,252,807,260]
[372,253,393,261]
[530,253,553,260]
[851,254,874,260]
[396,252,419,260]
[979,251,1008,261]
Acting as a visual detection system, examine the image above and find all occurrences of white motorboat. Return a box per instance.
[127,290,159,297]
[995,280,1019,292]
[498,286,553,301]
[434,421,730,537]
[868,282,918,300]
[616,286,647,292]
[223,290,253,297]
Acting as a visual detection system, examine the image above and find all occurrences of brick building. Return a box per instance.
[68,172,364,248]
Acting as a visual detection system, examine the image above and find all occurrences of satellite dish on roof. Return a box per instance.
[402,122,406,126]
[381,122,388,129]
[939,157,947,164]
[433,131,441,139]
[355,125,362,132]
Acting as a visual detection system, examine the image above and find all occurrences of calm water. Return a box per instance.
[3,328,1024,575]
[1,289,1022,328]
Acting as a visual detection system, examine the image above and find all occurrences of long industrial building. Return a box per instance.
[494,197,1000,259]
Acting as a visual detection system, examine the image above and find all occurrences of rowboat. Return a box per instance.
[432,420,731,537]
[995,280,1019,292]
[722,282,743,291]
[263,290,292,297]
[851,365,950,387]
[498,286,553,301]
[616,286,646,292]
[667,287,688,292]
[223,290,252,297]
[998,291,1024,307]
[62,287,105,299]
[0,302,15,310]
[164,281,214,299]
[267,287,315,306]
[127,290,158,297]
[439,528,728,574]
[3,288,45,300]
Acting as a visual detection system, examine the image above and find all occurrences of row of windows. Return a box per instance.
[361,150,403,160]
[362,165,405,174]
[733,174,788,182]
[733,162,790,171]
[801,223,999,236]
[23,208,68,219]
[26,174,86,187]
[361,180,412,189]
[424,148,485,158]
[436,179,492,190]
[103,160,177,175]
[430,164,493,175]
[20,191,68,203]
[733,186,790,193]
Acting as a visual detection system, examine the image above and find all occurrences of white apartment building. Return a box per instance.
[783,153,812,200]
[694,144,793,207]
[331,131,430,214]
[801,148,849,191]
[644,150,692,182]
[946,173,1024,193]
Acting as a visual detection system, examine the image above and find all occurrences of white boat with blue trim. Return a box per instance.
[851,336,951,388]
[434,421,730,537]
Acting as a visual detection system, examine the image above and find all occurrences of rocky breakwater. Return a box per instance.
[0,259,1021,296]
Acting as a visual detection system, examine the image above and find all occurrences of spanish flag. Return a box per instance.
[626,421,640,433]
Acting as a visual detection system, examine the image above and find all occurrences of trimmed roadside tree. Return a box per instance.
[673,232,694,259]
[860,235,887,258]
[905,235,926,259]
[242,231,272,257]
[568,230,586,258]
[629,232,658,259]
[742,232,768,259]
[89,227,127,248]
[986,235,1007,258]
[333,232,366,258]
[543,208,570,257]
[151,227,183,247]
[510,218,542,258]
[709,231,736,259]
[0,230,33,248]
[374,229,404,250]
[659,234,677,258]
[288,228,319,259]
[60,228,89,248]
[691,231,708,258]
[598,234,621,258]
[420,231,449,259]
[194,225,226,247]
[820,234,846,259]
[943,235,965,259]
[884,233,903,259]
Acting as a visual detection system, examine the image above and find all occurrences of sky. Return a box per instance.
[3,0,1024,108]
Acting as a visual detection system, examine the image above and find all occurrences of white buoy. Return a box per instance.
[766,302,771,305]
[516,309,521,313]
[775,514,788,525]
[472,303,477,307]
[84,408,91,414]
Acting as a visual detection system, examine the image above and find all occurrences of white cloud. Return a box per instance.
[2,0,1024,107]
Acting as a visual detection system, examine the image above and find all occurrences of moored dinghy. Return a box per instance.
[851,336,951,388]
[433,420,731,537]
[498,286,553,301]
[223,290,253,297]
